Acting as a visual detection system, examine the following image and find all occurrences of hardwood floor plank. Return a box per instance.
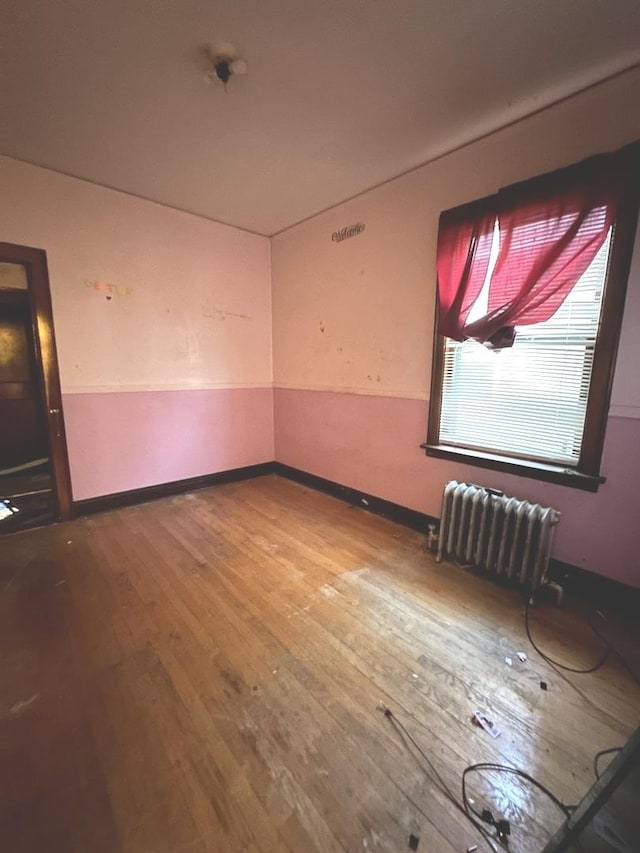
[124,506,451,852]
[175,492,559,846]
[1,475,638,852]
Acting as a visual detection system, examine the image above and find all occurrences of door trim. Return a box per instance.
[0,242,73,519]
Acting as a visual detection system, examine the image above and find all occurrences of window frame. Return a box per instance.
[423,174,640,493]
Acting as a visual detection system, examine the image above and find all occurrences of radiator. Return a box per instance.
[436,481,560,590]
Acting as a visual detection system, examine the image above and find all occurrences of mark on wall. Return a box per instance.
[85,280,132,298]
[214,309,250,321]
[319,321,325,334]
[202,303,250,321]
[331,223,365,243]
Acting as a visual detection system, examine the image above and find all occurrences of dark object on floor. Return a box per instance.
[543,727,640,851]
[378,704,499,850]
[594,746,622,780]
[0,491,56,532]
[495,819,510,843]
[408,833,420,850]
[526,594,610,674]
[540,681,548,690]
[525,593,640,686]
[462,762,572,846]
[0,499,20,525]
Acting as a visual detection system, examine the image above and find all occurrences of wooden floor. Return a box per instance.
[1,475,638,853]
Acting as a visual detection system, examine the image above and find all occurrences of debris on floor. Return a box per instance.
[466,845,478,852]
[504,656,513,666]
[320,584,338,599]
[540,681,548,691]
[408,833,420,850]
[516,651,527,662]
[9,693,40,715]
[0,499,20,521]
[426,524,438,552]
[471,710,501,739]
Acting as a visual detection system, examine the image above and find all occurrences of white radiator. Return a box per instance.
[436,481,560,590]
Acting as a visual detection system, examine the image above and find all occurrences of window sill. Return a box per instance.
[421,444,604,492]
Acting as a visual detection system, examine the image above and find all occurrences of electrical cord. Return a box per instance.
[593,747,622,780]
[379,703,584,850]
[524,593,640,686]
[378,703,501,852]
[462,763,575,823]
[525,596,609,674]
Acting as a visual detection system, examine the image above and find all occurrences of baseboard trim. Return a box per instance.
[71,458,639,604]
[547,559,640,613]
[274,463,640,604]
[73,462,276,516]
[273,462,437,532]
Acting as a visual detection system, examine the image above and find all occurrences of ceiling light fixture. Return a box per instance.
[213,57,248,85]
[203,44,248,90]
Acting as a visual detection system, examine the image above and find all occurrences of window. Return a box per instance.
[425,147,639,491]
[441,229,610,466]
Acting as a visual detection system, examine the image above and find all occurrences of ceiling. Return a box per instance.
[2,1,639,236]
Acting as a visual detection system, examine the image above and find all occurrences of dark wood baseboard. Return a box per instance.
[73,462,276,517]
[71,457,639,606]
[274,463,640,606]
[548,558,640,615]
[273,462,438,533]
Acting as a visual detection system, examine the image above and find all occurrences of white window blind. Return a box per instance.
[439,227,613,466]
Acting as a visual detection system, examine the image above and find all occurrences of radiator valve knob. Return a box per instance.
[427,524,438,552]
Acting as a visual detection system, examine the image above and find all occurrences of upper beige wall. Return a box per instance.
[271,67,640,415]
[0,157,272,393]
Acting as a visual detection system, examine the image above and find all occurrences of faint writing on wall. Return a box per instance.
[85,280,132,297]
[331,223,365,243]
[202,303,251,321]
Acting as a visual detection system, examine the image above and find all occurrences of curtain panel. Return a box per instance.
[436,141,640,347]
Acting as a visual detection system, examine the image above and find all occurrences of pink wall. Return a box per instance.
[2,73,640,586]
[64,388,274,501]
[274,389,640,588]
[271,68,640,587]
[0,156,274,500]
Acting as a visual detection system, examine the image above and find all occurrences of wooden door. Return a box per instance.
[0,292,50,468]
[0,245,72,524]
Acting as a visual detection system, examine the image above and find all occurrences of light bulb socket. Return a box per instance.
[214,60,231,84]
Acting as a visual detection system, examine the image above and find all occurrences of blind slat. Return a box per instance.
[439,229,612,466]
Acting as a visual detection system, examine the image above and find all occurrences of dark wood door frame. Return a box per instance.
[0,242,73,519]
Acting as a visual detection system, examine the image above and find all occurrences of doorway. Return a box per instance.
[0,243,72,531]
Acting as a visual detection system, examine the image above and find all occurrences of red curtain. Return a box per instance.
[436,201,495,340]
[436,144,638,347]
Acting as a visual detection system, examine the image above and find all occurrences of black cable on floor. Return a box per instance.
[379,704,584,849]
[378,704,501,852]
[524,594,640,686]
[593,747,622,780]
[462,763,575,823]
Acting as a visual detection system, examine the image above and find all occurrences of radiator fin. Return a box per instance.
[436,481,560,590]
